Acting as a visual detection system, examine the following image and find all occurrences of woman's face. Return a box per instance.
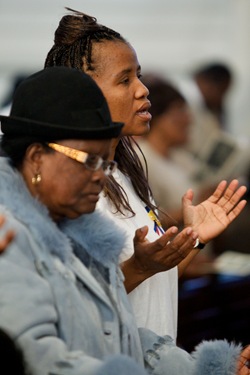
[87,41,152,137]
[25,139,111,221]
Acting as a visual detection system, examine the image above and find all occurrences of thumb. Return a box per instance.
[182,188,194,209]
[133,226,149,244]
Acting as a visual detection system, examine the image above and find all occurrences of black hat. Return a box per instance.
[0,67,123,139]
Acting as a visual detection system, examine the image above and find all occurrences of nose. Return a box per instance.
[91,167,106,186]
[135,78,149,99]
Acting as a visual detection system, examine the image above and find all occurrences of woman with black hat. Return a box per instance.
[45,8,248,340]
[0,66,140,375]
[0,66,250,375]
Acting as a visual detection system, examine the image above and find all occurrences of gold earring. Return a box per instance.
[31,174,42,185]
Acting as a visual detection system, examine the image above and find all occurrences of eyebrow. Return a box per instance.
[115,65,141,79]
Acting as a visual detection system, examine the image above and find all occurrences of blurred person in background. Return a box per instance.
[137,73,217,276]
[193,62,232,129]
[137,73,215,226]
[178,62,233,157]
[178,63,250,257]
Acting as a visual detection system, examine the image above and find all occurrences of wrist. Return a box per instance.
[120,256,155,293]
[193,238,206,249]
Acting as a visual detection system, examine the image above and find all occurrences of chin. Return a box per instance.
[136,129,149,138]
[66,205,97,220]
[125,124,150,137]
[79,203,97,215]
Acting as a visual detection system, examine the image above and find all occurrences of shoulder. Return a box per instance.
[0,204,42,267]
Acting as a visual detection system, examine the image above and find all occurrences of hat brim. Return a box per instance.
[0,115,124,140]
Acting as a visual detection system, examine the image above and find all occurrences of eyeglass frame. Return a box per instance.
[46,142,117,176]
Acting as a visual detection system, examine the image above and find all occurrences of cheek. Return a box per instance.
[41,167,88,202]
[174,127,189,143]
[103,90,132,124]
[62,175,90,199]
[106,97,126,122]
[50,179,91,217]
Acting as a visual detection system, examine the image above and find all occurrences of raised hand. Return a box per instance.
[182,179,247,244]
[122,225,198,293]
[0,216,15,254]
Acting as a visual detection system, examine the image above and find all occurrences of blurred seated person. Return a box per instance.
[192,62,232,129]
[136,73,217,276]
[177,62,233,157]
[137,73,215,228]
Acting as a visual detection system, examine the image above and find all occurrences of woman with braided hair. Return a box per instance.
[45,8,247,340]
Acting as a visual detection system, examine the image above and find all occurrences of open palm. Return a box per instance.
[182,179,247,244]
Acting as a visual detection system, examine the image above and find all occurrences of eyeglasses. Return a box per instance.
[47,143,117,176]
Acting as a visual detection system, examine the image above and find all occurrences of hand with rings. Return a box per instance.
[0,215,15,254]
[182,179,247,244]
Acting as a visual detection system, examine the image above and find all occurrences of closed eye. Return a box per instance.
[120,77,130,85]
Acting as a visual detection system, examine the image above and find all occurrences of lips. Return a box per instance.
[137,101,151,113]
[136,102,152,122]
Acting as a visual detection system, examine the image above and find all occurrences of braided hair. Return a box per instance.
[45,8,158,217]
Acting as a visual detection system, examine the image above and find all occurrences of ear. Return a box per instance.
[24,143,46,172]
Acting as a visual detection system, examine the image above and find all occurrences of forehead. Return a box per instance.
[91,40,140,76]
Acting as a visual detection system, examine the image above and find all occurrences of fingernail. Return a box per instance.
[171,226,178,233]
